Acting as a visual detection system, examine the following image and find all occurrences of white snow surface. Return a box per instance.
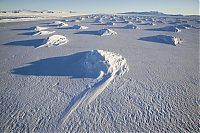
[0,14,199,133]
[37,35,69,48]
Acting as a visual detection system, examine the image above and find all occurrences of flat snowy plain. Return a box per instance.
[0,13,199,132]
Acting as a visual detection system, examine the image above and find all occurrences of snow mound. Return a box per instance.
[159,26,181,32]
[98,28,117,36]
[72,25,88,29]
[59,50,129,125]
[33,26,48,31]
[33,30,55,36]
[124,24,139,29]
[140,35,182,45]
[83,50,129,78]
[37,35,69,48]
[49,21,68,27]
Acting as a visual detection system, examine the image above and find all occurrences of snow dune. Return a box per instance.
[139,35,182,46]
[37,35,69,48]
[58,50,129,127]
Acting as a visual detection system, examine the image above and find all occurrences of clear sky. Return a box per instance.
[0,0,199,15]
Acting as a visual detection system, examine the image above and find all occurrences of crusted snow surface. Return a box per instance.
[98,28,117,36]
[0,14,199,133]
[37,35,69,48]
[58,50,129,127]
[72,25,88,29]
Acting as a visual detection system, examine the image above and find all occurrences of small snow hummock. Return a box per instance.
[72,25,89,29]
[124,24,139,29]
[33,26,48,31]
[155,35,182,45]
[98,28,117,36]
[33,30,55,36]
[83,50,129,78]
[140,35,182,45]
[49,21,68,27]
[37,35,69,48]
[159,26,181,32]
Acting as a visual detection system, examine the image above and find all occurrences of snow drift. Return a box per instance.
[139,35,182,46]
[59,50,129,127]
[98,28,117,36]
[37,35,69,48]
[33,30,55,36]
[152,26,181,32]
[72,25,89,30]
[49,21,68,27]
[33,26,48,31]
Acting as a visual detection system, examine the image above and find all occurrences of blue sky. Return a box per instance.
[0,0,199,15]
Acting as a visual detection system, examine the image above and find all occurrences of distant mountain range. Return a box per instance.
[119,11,183,16]
[0,9,76,14]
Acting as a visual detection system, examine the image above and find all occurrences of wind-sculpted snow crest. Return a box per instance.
[37,35,69,48]
[58,50,129,128]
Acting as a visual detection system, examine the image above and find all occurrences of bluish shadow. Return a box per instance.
[17,31,38,35]
[74,30,100,36]
[3,39,44,47]
[11,51,98,79]
[91,23,106,26]
[145,27,177,32]
[11,27,35,31]
[56,27,74,30]
[145,28,164,31]
[138,36,176,46]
